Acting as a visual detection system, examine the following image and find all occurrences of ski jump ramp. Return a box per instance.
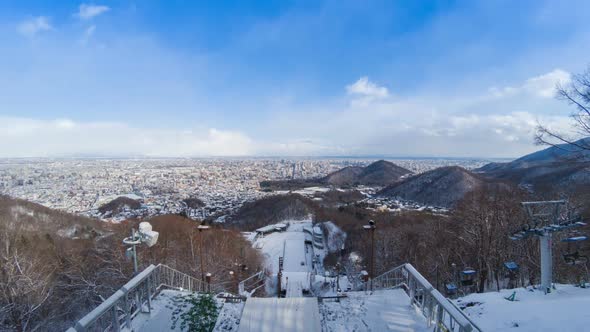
[238,297,321,332]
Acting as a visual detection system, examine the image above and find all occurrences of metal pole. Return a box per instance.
[198,229,205,283]
[132,229,138,275]
[370,227,375,292]
[540,233,553,293]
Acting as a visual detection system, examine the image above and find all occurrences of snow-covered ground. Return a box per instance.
[239,297,321,332]
[130,290,244,332]
[320,221,347,253]
[251,219,328,297]
[454,284,590,331]
[252,221,313,275]
[320,289,430,332]
[132,290,191,332]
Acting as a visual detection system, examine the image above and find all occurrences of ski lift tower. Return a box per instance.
[510,200,585,293]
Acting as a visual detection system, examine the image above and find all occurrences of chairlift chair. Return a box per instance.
[445,283,458,296]
[503,261,519,288]
[561,234,589,265]
[460,268,477,287]
[504,261,519,278]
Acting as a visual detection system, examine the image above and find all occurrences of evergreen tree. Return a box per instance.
[170,293,219,332]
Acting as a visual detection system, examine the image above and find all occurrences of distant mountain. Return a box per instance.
[183,197,205,209]
[378,166,496,208]
[98,196,142,216]
[323,160,412,186]
[476,137,590,190]
[260,160,412,190]
[225,193,315,230]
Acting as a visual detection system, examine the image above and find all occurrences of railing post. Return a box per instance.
[124,293,132,329]
[409,278,415,305]
[111,306,121,332]
[146,277,152,313]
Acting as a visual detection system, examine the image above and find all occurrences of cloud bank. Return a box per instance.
[0,118,253,158]
[0,69,576,158]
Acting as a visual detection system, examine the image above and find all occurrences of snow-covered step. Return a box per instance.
[320,289,430,332]
[238,297,322,332]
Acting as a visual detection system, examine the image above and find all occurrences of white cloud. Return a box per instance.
[0,118,254,157]
[346,77,389,99]
[256,69,578,158]
[76,4,110,20]
[488,69,571,99]
[524,69,571,97]
[17,16,52,37]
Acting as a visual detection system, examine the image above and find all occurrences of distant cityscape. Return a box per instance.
[0,158,490,222]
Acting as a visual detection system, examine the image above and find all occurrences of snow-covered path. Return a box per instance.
[238,297,322,332]
[320,289,430,332]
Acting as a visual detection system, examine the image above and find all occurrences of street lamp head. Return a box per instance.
[138,222,159,247]
[229,271,234,276]
[368,220,375,226]
[123,222,159,247]
[198,224,210,231]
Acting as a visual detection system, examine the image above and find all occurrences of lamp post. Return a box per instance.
[363,220,376,292]
[123,222,159,275]
[197,224,210,283]
[205,273,212,293]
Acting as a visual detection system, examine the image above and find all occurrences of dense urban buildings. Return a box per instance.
[0,158,488,221]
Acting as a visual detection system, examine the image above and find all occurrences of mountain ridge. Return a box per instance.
[378,166,505,208]
[476,137,590,190]
[260,160,412,190]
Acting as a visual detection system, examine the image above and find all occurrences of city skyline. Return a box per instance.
[2,1,589,158]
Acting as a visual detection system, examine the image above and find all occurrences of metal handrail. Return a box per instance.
[238,270,265,297]
[67,264,212,332]
[371,263,481,332]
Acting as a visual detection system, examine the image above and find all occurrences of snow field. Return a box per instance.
[454,284,590,331]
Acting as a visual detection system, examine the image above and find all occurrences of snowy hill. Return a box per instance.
[322,160,412,187]
[476,138,590,190]
[454,285,590,331]
[260,160,412,190]
[378,166,500,208]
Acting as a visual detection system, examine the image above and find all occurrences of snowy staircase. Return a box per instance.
[67,264,221,332]
[320,288,431,331]
[368,263,481,332]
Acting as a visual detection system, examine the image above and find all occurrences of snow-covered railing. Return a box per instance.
[67,264,210,332]
[239,270,266,297]
[372,263,482,332]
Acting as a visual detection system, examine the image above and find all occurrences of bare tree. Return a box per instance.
[536,66,590,152]
[0,225,56,332]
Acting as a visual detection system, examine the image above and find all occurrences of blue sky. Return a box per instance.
[1,0,589,157]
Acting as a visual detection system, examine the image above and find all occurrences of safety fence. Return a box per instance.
[67,264,215,332]
[372,263,483,332]
[238,270,266,297]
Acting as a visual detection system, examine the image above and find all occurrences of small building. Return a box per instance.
[255,223,288,236]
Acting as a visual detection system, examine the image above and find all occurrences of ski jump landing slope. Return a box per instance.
[238,297,321,332]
